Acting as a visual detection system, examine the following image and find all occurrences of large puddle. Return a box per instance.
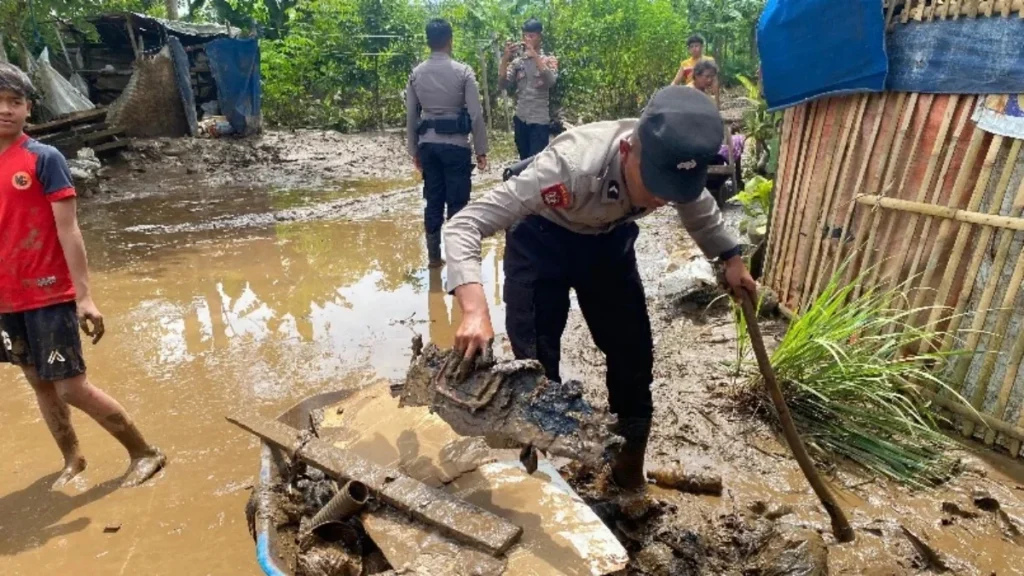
[0,183,504,574]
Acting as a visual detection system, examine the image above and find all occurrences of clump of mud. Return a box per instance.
[396,337,624,467]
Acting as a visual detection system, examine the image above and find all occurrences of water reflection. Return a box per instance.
[113,216,505,386]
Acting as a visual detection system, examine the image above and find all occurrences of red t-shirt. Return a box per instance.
[0,134,77,313]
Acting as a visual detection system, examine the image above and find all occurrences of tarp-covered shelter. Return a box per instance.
[59,13,261,136]
[759,1,1024,457]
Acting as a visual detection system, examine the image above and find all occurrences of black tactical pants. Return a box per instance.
[513,116,550,160]
[419,143,473,235]
[503,215,655,421]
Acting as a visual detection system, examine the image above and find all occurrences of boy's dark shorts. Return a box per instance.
[0,301,87,382]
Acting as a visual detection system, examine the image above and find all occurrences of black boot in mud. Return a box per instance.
[611,418,651,492]
[426,232,445,269]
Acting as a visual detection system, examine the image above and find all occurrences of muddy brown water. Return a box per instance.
[0,173,506,574]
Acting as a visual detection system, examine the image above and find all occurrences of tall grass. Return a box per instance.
[737,266,974,487]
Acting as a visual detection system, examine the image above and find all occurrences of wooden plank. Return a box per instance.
[226,414,523,555]
[25,108,107,137]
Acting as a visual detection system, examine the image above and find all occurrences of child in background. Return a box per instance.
[0,62,165,490]
[672,34,717,89]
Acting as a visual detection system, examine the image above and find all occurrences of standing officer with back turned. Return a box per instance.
[406,18,488,268]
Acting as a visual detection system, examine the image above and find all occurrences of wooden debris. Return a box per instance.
[226,414,523,556]
[647,466,723,496]
[25,107,128,159]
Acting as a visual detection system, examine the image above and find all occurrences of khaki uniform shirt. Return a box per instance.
[502,52,558,125]
[444,120,739,292]
[405,53,488,157]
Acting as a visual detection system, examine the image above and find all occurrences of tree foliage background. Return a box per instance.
[1,0,765,130]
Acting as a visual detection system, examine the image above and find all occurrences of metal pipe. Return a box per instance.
[310,480,369,528]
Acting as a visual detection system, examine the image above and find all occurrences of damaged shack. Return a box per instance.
[27,11,261,163]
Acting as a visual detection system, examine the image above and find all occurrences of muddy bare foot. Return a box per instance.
[51,457,88,490]
[121,448,167,488]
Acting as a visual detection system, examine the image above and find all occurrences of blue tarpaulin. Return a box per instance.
[757,0,888,111]
[887,17,1024,94]
[205,38,262,136]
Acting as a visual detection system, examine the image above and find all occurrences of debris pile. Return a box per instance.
[26,107,129,160]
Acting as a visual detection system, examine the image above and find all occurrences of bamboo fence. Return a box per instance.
[764,2,1024,456]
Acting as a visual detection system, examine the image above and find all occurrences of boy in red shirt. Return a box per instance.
[0,63,165,489]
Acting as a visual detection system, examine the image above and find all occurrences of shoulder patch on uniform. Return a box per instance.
[541,183,572,208]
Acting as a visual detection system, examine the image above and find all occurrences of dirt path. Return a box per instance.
[0,130,1022,575]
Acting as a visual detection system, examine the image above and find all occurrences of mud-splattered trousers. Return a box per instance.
[503,214,654,422]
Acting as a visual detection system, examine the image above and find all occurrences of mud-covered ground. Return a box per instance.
[1,128,1023,575]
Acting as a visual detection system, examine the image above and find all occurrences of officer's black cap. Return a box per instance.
[522,18,543,33]
[637,85,723,204]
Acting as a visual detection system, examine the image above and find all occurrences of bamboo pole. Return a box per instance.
[803,97,860,307]
[848,93,909,296]
[853,194,1024,230]
[921,389,1024,444]
[779,102,823,307]
[870,94,934,289]
[765,107,798,288]
[885,95,960,294]
[767,107,802,291]
[862,93,920,290]
[792,99,843,308]
[902,98,976,305]
[918,135,1005,343]
[962,245,1024,439]
[829,94,890,282]
[905,126,986,330]
[936,139,1021,357]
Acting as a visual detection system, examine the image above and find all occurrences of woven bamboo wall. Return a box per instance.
[765,89,1024,455]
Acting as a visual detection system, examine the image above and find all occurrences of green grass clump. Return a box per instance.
[739,267,973,487]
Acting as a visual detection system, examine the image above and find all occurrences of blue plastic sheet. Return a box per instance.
[205,38,262,136]
[757,0,888,111]
[886,17,1024,94]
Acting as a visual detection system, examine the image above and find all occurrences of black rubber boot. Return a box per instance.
[426,232,445,268]
[611,417,651,492]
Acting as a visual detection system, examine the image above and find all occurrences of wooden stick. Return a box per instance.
[125,16,141,60]
[737,290,854,543]
[937,139,1020,357]
[226,414,523,555]
[803,96,860,306]
[920,389,1024,444]
[920,135,1004,339]
[829,94,889,283]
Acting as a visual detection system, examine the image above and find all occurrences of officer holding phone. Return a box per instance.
[499,18,559,160]
[406,18,488,268]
